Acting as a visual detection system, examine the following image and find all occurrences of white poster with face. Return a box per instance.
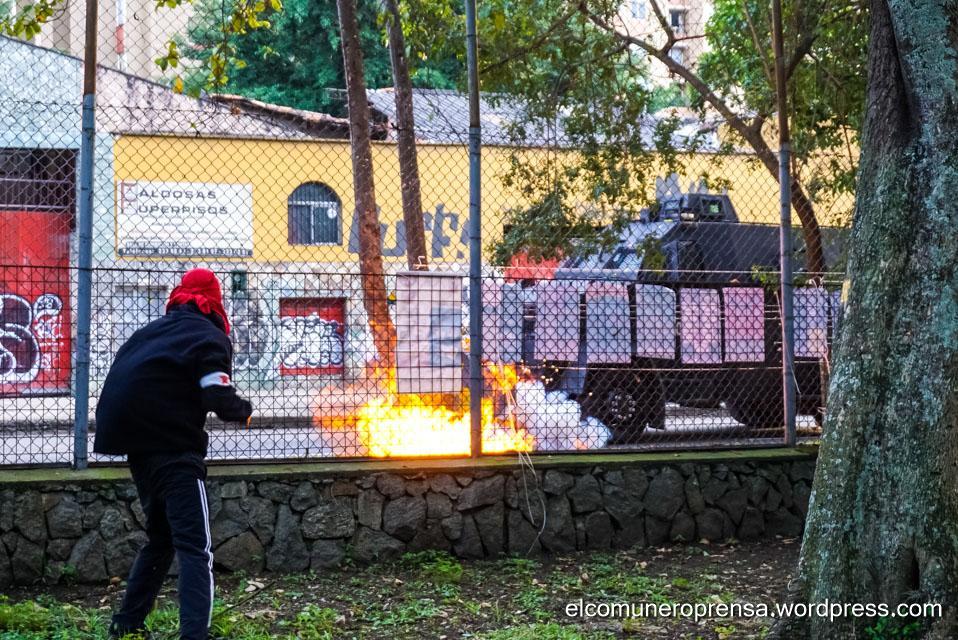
[680,288,722,364]
[585,282,631,364]
[395,272,463,394]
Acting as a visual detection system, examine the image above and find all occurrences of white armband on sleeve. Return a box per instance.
[199,371,233,388]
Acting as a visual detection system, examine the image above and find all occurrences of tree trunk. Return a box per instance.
[778,0,958,637]
[337,0,397,367]
[383,0,429,270]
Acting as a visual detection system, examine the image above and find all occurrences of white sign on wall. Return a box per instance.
[116,181,253,258]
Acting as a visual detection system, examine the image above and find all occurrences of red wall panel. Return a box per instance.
[0,210,72,396]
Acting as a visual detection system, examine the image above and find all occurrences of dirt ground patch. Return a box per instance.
[1,537,801,639]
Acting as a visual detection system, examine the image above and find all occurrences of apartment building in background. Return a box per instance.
[14,0,192,78]
[618,0,715,85]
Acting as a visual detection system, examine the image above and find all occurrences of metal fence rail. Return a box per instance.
[0,0,855,467]
[1,261,840,466]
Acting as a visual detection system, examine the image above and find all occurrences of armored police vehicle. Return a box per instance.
[518,193,844,444]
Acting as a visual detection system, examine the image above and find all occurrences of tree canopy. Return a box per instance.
[698,0,867,225]
[407,0,868,270]
[179,0,463,114]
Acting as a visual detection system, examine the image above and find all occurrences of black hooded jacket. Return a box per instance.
[93,303,252,456]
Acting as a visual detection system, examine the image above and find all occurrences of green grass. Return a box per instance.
[480,622,614,640]
[365,596,443,628]
[514,585,552,622]
[0,596,109,640]
[865,617,924,640]
[575,554,674,604]
[0,538,796,639]
[281,604,337,640]
[0,597,335,640]
[399,550,464,585]
[497,556,539,576]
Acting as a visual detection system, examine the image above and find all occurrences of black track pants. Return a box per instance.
[111,452,213,640]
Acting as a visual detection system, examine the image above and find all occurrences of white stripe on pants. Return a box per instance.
[196,479,214,627]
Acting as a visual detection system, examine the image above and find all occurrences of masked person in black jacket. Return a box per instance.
[95,268,252,640]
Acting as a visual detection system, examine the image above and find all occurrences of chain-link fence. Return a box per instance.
[0,0,858,466]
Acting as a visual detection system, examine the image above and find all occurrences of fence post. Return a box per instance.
[464,0,482,458]
[772,0,797,446]
[73,0,99,469]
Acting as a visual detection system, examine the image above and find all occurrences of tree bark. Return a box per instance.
[778,0,958,636]
[337,0,397,367]
[383,0,429,270]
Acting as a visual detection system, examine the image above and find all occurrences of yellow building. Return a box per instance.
[112,134,832,269]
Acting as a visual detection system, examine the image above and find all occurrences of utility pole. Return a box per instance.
[74,0,100,469]
[771,0,797,445]
[464,0,482,457]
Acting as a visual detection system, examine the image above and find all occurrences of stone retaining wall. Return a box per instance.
[0,453,815,585]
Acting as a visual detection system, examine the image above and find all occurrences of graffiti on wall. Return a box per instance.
[349,204,469,263]
[278,298,346,376]
[0,210,72,397]
[0,293,69,393]
[345,176,726,266]
[0,294,42,383]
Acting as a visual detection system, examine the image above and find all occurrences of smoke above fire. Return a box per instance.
[513,380,611,452]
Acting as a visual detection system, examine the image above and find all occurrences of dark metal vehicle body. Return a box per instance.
[518,193,843,443]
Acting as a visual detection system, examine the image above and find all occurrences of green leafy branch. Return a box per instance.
[155,0,282,94]
[0,0,60,38]
[0,0,282,96]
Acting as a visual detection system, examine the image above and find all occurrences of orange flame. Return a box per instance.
[316,364,533,457]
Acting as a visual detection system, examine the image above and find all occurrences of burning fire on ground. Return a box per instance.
[312,363,610,458]
[324,364,532,457]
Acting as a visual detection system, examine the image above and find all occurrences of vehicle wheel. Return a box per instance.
[580,369,665,445]
[726,399,784,429]
[725,370,784,429]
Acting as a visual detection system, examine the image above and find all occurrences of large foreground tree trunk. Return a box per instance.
[780,0,958,637]
[383,0,429,270]
[337,0,397,367]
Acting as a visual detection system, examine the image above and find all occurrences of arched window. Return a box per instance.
[288,182,342,245]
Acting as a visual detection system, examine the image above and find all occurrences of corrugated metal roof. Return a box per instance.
[366,88,723,150]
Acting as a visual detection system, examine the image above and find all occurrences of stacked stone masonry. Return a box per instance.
[0,458,815,585]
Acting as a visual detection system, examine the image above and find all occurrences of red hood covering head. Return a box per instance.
[167,268,230,335]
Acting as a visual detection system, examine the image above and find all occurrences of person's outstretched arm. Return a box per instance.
[196,335,253,423]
